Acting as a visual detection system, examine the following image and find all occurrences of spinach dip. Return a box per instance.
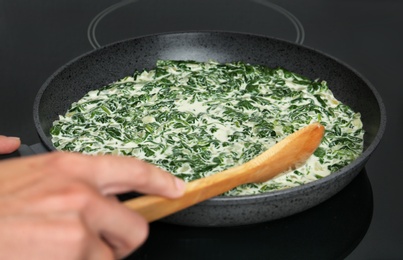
[50,60,364,196]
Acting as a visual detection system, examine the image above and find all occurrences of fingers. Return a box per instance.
[90,197,149,259]
[0,151,186,259]
[28,184,149,259]
[45,152,186,198]
[0,212,114,260]
[27,181,149,259]
[0,170,149,259]
[0,136,20,154]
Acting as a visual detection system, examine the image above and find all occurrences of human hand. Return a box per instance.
[0,135,21,154]
[0,152,186,259]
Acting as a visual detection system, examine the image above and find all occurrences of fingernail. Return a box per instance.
[175,178,186,191]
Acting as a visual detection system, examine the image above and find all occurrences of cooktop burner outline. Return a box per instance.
[87,0,140,49]
[252,0,305,44]
[87,0,305,49]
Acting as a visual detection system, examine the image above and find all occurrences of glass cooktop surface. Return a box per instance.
[0,1,401,259]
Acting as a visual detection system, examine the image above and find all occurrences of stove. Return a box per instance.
[0,0,401,259]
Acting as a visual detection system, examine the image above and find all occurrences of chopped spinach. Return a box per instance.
[50,60,364,196]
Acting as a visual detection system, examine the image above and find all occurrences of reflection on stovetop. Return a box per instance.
[89,0,304,49]
[125,170,372,260]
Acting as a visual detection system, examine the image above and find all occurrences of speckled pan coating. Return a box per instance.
[33,32,386,226]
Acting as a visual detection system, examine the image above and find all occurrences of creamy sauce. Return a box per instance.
[50,60,364,196]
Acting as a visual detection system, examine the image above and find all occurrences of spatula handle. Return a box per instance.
[123,168,246,222]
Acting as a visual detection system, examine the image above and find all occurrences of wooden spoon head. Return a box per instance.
[247,122,325,183]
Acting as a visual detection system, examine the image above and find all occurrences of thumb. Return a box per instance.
[0,136,21,154]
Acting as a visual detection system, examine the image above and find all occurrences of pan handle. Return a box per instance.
[18,143,49,156]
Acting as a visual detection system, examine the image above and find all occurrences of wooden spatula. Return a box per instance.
[124,122,325,222]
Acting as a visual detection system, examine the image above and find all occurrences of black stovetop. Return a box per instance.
[1,0,402,259]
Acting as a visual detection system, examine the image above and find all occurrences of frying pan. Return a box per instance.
[27,31,386,226]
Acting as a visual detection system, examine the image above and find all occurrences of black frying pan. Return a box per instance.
[29,31,386,226]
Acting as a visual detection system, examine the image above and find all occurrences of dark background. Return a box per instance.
[0,0,402,259]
